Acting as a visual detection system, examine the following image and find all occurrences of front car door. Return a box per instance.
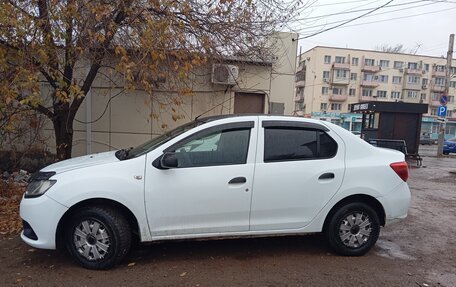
[250,118,345,231]
[144,117,258,238]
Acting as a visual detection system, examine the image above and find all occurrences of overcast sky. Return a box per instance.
[290,0,456,57]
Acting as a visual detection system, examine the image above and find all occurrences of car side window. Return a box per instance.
[264,128,337,162]
[171,128,251,168]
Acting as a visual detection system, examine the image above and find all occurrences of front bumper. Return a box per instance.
[20,194,68,249]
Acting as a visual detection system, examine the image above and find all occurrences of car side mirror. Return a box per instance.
[160,152,178,169]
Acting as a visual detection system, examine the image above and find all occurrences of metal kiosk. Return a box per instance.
[350,101,429,166]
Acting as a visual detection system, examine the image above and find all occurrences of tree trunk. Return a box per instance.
[53,109,74,160]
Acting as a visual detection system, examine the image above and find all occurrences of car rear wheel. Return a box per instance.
[65,206,131,269]
[326,202,380,256]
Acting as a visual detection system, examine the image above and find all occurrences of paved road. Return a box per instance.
[1,155,455,287]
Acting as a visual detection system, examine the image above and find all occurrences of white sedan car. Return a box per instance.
[20,115,410,269]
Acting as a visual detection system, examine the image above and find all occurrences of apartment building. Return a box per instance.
[295,46,456,137]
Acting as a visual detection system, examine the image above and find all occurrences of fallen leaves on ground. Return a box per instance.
[0,180,25,235]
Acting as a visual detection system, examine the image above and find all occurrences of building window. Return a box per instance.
[392,76,402,84]
[449,96,455,103]
[391,91,401,99]
[422,78,429,86]
[352,57,359,66]
[349,88,356,96]
[408,62,419,69]
[434,65,445,72]
[350,73,357,80]
[323,71,330,80]
[331,103,341,110]
[363,73,375,81]
[324,55,331,64]
[364,58,375,66]
[334,69,348,79]
[424,64,429,71]
[408,76,420,84]
[434,77,446,86]
[431,108,437,116]
[448,110,453,118]
[377,90,387,98]
[332,87,344,95]
[322,87,329,95]
[431,92,440,101]
[394,61,404,69]
[335,56,346,63]
[407,90,418,98]
[362,89,373,97]
[450,81,456,88]
[420,93,426,100]
[321,103,328,111]
[378,75,388,83]
[379,60,389,68]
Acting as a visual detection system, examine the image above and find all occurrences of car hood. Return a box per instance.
[41,151,120,174]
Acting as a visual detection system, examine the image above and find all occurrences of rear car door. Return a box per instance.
[250,119,345,231]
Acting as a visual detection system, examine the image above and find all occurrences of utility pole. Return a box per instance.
[437,34,454,156]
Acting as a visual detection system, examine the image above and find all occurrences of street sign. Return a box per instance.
[437,105,447,117]
[440,94,448,106]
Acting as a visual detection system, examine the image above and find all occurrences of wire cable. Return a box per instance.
[295,0,394,40]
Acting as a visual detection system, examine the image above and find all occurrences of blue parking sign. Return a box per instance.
[437,106,447,117]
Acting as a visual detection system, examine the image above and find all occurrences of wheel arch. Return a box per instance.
[322,194,386,233]
[55,198,140,250]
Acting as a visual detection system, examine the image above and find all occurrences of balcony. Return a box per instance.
[331,77,349,85]
[359,96,378,102]
[362,65,381,73]
[405,68,423,75]
[294,95,304,102]
[430,100,440,107]
[432,70,446,77]
[295,80,305,88]
[361,80,379,87]
[329,94,348,102]
[404,82,421,90]
[431,85,445,92]
[332,62,350,69]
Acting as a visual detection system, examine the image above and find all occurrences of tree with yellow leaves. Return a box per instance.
[0,0,308,160]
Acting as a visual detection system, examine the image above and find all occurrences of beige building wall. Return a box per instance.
[39,32,298,157]
[295,46,456,118]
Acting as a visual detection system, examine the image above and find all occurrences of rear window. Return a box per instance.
[264,128,338,162]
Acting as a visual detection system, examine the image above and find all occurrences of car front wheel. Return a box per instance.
[65,206,131,269]
[326,202,380,256]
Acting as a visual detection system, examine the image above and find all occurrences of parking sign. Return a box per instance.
[437,105,447,117]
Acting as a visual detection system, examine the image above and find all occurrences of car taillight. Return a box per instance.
[390,161,409,182]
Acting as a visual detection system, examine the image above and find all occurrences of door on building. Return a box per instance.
[234,92,265,114]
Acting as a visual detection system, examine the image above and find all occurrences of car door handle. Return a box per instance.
[228,177,246,184]
[319,173,335,180]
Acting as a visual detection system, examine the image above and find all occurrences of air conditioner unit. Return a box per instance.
[422,70,426,74]
[374,76,379,80]
[422,84,428,89]
[323,78,329,83]
[399,68,404,73]
[211,64,239,85]
[373,95,378,98]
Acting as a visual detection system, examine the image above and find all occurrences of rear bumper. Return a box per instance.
[377,182,411,226]
[20,194,68,249]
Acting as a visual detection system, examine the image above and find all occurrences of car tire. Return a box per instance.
[326,202,380,256]
[443,152,449,155]
[65,206,131,269]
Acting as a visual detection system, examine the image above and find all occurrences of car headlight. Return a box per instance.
[25,171,56,198]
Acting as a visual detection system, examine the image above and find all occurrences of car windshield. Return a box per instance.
[119,120,203,160]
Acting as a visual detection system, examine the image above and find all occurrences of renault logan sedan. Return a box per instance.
[20,115,410,269]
